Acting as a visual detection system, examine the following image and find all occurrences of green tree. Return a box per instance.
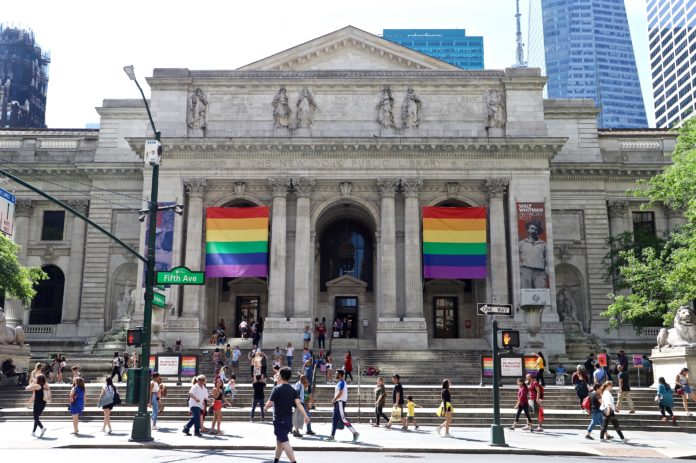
[604,118,696,329]
[0,233,46,305]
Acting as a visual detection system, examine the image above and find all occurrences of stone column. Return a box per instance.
[4,200,33,327]
[402,178,424,318]
[377,178,399,318]
[182,179,207,343]
[292,177,314,317]
[607,200,629,238]
[665,206,686,231]
[485,178,509,304]
[61,200,89,327]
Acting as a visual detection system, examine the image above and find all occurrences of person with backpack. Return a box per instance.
[526,373,544,432]
[583,383,604,440]
[593,362,606,385]
[110,352,122,383]
[657,376,677,423]
[572,365,590,406]
[98,377,117,433]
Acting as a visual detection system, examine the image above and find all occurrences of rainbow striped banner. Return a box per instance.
[205,207,269,278]
[422,206,487,279]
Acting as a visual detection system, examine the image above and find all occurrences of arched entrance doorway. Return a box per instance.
[30,265,65,325]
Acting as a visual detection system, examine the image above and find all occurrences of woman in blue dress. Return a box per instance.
[657,377,676,423]
[69,377,86,434]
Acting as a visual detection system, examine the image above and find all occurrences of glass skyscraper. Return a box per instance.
[382,29,484,70]
[647,0,696,128]
[528,0,648,128]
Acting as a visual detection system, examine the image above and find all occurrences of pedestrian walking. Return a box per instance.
[599,381,627,442]
[527,373,544,432]
[325,351,334,384]
[318,321,327,350]
[303,325,312,349]
[98,377,117,433]
[292,374,315,437]
[386,373,408,430]
[110,352,122,383]
[406,396,421,430]
[68,377,86,434]
[230,345,241,378]
[572,365,590,405]
[435,378,454,437]
[534,351,546,387]
[286,343,294,369]
[372,377,389,427]
[616,364,635,413]
[344,351,354,382]
[584,383,603,439]
[676,368,696,416]
[617,350,629,372]
[584,353,596,378]
[657,377,677,423]
[149,373,162,430]
[26,363,43,407]
[182,375,208,437]
[25,374,49,437]
[593,362,607,385]
[250,374,266,421]
[326,369,359,442]
[509,378,532,431]
[265,366,310,462]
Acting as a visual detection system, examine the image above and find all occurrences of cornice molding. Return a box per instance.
[551,164,665,181]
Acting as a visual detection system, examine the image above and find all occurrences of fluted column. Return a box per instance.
[182,179,207,319]
[292,177,314,317]
[5,200,33,326]
[268,177,291,318]
[377,178,399,318]
[607,200,629,238]
[486,178,509,304]
[402,178,424,318]
[62,200,89,324]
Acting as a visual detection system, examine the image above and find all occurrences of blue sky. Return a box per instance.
[3,0,654,127]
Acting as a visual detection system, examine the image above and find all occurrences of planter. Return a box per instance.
[522,305,544,348]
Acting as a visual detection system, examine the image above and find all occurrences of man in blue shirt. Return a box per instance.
[326,369,359,442]
[266,367,309,463]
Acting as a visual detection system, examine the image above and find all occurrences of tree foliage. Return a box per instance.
[0,233,46,306]
[604,118,696,329]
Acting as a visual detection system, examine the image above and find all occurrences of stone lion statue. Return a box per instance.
[657,305,696,349]
[0,310,26,346]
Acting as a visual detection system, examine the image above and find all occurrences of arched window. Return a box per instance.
[29,265,64,325]
[320,219,373,291]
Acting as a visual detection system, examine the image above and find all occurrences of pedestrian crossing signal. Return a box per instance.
[501,330,520,349]
[127,329,142,347]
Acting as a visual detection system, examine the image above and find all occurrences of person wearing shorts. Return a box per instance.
[266,366,309,463]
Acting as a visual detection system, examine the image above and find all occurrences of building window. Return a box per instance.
[41,211,65,241]
[632,211,656,240]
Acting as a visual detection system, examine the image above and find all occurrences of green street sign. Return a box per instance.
[156,266,205,285]
[153,291,166,308]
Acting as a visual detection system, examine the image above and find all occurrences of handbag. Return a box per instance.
[391,405,402,420]
[675,384,684,396]
[113,390,122,405]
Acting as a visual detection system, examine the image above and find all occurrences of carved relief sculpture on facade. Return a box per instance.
[272,87,291,128]
[485,89,506,129]
[376,86,395,128]
[401,87,421,129]
[296,88,317,128]
[188,88,208,131]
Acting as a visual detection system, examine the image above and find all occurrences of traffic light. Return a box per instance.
[127,328,143,347]
[501,330,520,349]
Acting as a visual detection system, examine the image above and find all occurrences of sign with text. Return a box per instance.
[156,355,180,376]
[517,202,551,306]
[156,266,205,285]
[0,187,15,238]
[153,291,166,308]
[477,303,512,316]
[500,356,524,377]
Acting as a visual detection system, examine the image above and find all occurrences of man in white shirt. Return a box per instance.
[182,375,208,437]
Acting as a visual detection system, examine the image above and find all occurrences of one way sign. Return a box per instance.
[476,303,512,316]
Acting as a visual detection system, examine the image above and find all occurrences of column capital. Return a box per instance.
[184,178,208,197]
[376,178,400,198]
[268,177,291,198]
[67,199,89,213]
[607,200,629,218]
[401,177,423,198]
[485,178,509,198]
[293,177,315,198]
[14,199,34,217]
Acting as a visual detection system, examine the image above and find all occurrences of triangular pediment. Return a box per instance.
[238,25,460,71]
[325,275,368,288]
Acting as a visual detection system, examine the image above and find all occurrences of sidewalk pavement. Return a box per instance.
[1,419,695,459]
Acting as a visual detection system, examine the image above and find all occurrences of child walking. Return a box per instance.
[406,396,421,430]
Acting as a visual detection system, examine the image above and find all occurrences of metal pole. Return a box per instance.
[490,320,507,447]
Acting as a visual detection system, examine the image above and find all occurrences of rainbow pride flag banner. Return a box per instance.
[422,206,487,279]
[205,207,269,278]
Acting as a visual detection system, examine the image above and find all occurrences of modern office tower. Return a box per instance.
[0,25,50,128]
[528,0,648,128]
[382,29,484,69]
[647,0,696,128]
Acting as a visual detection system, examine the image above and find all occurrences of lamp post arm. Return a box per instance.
[132,78,158,139]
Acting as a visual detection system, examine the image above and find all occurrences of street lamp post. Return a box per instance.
[124,65,160,442]
[490,320,507,447]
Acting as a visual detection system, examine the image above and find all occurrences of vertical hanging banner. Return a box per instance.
[0,187,15,238]
[205,206,269,278]
[422,206,487,279]
[516,202,550,306]
[143,201,175,287]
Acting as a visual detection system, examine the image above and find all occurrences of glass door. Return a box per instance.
[433,296,458,338]
[235,296,260,337]
[334,296,358,338]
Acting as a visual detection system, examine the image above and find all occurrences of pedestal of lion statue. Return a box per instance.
[650,346,696,388]
[0,343,32,379]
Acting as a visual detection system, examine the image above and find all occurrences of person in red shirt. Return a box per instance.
[526,373,544,432]
[344,351,354,382]
[509,378,532,431]
[317,322,327,350]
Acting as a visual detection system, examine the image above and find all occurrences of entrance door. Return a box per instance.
[334,296,358,338]
[235,296,260,337]
[433,296,458,338]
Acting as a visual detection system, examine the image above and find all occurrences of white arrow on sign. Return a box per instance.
[477,304,512,315]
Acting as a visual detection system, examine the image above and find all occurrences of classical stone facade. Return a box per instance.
[0,27,678,353]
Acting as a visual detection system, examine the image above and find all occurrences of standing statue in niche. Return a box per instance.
[188,88,208,130]
[401,87,421,128]
[296,88,317,128]
[556,287,578,322]
[272,87,291,128]
[115,281,134,320]
[486,89,506,129]
[376,86,395,128]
